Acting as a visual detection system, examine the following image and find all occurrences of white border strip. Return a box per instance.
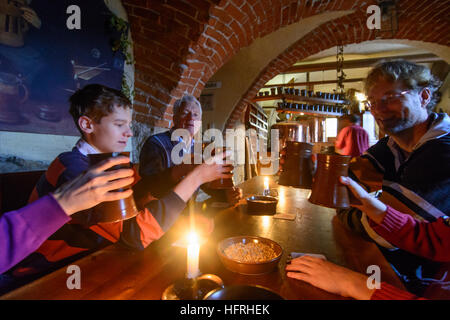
[384,180,446,219]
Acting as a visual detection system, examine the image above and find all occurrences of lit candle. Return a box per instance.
[263,177,269,195]
[186,231,200,279]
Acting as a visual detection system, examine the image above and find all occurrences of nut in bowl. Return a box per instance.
[217,236,283,275]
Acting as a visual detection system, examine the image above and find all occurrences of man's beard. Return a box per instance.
[379,118,415,135]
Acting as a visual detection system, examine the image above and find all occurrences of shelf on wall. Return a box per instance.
[276,108,344,117]
[245,103,269,144]
[249,111,267,124]
[248,121,268,132]
[252,94,350,105]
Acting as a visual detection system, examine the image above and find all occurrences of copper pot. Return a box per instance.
[308,153,351,208]
[87,152,138,223]
[279,141,314,189]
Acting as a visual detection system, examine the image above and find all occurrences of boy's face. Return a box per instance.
[89,105,133,153]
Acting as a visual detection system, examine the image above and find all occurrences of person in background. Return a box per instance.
[139,95,242,205]
[286,176,450,300]
[0,156,134,274]
[335,113,370,157]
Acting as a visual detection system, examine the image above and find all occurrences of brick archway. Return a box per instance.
[123,0,377,128]
[223,3,450,129]
[122,0,448,129]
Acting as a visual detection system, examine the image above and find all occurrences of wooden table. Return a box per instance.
[1,176,405,300]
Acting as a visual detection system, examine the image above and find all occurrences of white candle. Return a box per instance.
[264,177,269,193]
[186,232,200,279]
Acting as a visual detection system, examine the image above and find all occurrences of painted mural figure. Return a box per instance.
[0,0,43,124]
[0,0,125,135]
[0,0,41,47]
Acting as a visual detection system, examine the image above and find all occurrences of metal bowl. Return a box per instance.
[204,284,284,300]
[217,236,283,275]
[246,195,278,215]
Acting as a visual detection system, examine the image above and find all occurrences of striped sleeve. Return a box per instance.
[119,191,187,249]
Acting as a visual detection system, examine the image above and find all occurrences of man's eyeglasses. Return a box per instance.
[365,90,413,110]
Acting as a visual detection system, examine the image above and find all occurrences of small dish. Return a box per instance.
[246,195,278,215]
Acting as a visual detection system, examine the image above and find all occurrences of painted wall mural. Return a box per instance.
[0,0,126,135]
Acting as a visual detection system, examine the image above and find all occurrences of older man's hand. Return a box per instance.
[225,187,243,206]
[171,163,196,182]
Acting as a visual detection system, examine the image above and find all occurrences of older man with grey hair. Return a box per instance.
[139,95,242,204]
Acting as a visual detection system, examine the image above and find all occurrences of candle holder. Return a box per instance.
[161,274,224,300]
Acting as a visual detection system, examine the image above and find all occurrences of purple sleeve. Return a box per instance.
[0,195,70,273]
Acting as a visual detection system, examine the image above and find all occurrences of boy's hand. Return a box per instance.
[52,156,134,216]
[198,151,233,184]
[286,255,375,300]
[339,176,387,224]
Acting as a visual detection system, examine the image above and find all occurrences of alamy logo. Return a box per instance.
[169,126,280,175]
[366,265,381,289]
[66,5,81,30]
[366,5,381,30]
[66,265,81,289]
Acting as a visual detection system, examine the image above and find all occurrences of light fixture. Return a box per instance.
[336,44,346,94]
[355,92,366,102]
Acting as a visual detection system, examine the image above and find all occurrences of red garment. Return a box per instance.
[369,206,450,262]
[371,282,426,300]
[369,206,450,300]
[335,124,369,157]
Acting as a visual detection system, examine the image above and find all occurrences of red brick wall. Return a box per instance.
[122,0,449,130]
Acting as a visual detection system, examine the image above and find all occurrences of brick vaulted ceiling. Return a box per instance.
[122,0,450,130]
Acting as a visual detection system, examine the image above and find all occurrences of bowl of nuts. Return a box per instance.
[217,236,283,275]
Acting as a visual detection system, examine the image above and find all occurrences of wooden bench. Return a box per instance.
[0,170,45,215]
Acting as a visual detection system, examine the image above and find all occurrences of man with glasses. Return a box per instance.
[337,60,450,297]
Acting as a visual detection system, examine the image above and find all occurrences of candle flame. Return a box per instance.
[187,231,199,245]
[264,177,269,190]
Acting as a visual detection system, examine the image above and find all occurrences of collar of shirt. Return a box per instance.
[386,113,450,171]
[177,135,194,154]
[75,139,100,156]
[412,112,450,150]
